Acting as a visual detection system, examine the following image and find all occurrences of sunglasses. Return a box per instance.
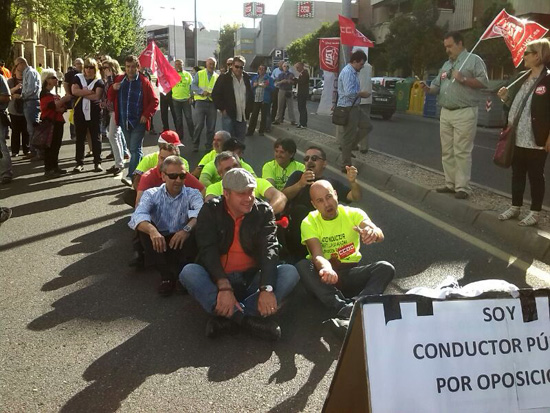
[524,51,535,56]
[233,65,244,69]
[304,155,324,162]
[165,172,187,180]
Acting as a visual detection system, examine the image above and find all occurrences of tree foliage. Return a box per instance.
[1,0,144,65]
[383,0,447,77]
[218,24,240,68]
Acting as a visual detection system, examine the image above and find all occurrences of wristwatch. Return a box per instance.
[183,225,192,233]
[260,285,274,293]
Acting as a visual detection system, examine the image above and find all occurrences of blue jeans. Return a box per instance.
[221,114,247,143]
[120,122,146,177]
[180,263,299,316]
[23,99,41,156]
[192,100,217,150]
[0,123,13,180]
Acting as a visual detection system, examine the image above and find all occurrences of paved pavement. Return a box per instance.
[1,113,549,412]
[304,100,550,208]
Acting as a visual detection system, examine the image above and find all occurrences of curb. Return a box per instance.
[268,124,550,263]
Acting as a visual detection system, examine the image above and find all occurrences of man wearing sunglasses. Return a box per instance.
[282,146,361,262]
[212,55,253,143]
[129,156,203,296]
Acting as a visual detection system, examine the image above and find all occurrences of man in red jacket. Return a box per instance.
[108,55,159,181]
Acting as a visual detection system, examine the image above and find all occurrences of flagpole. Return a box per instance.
[506,69,531,89]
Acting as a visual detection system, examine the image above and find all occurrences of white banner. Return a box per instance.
[363,296,550,412]
[317,71,338,116]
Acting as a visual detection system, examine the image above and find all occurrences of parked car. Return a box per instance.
[371,83,396,120]
[371,77,405,94]
[293,77,323,99]
[310,81,324,102]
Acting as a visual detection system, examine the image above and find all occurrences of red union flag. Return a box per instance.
[338,15,374,48]
[139,41,180,93]
[480,9,548,67]
[319,38,340,73]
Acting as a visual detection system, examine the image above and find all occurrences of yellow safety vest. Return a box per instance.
[194,69,218,101]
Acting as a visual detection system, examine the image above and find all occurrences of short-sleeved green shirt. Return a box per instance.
[134,152,190,175]
[199,159,256,186]
[172,70,193,100]
[262,159,305,190]
[301,205,369,263]
[198,149,217,167]
[431,49,488,109]
[205,177,273,199]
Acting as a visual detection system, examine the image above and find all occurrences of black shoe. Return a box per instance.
[54,168,68,175]
[455,190,469,199]
[0,207,12,224]
[242,316,281,341]
[93,164,103,172]
[435,186,455,194]
[73,165,84,173]
[105,153,114,160]
[121,177,133,187]
[106,165,123,175]
[205,316,238,339]
[158,279,175,297]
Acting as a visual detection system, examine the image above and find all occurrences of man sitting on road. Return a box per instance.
[199,138,256,187]
[205,152,287,215]
[262,137,305,191]
[296,180,395,336]
[180,168,299,340]
[282,146,361,262]
[191,130,231,178]
[129,156,203,296]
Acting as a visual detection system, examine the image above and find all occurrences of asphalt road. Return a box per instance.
[304,100,550,208]
[1,114,549,412]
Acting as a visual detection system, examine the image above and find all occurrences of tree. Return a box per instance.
[218,24,239,68]
[383,0,447,77]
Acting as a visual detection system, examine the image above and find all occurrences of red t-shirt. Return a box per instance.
[40,92,65,123]
[137,166,205,193]
[219,202,256,273]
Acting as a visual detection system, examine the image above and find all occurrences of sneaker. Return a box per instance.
[158,279,175,297]
[93,164,103,172]
[296,124,305,129]
[436,186,455,194]
[205,316,238,339]
[73,165,84,173]
[455,191,469,200]
[11,153,18,157]
[106,165,122,174]
[0,207,13,224]
[121,177,133,187]
[290,121,297,126]
[85,151,93,158]
[241,316,281,341]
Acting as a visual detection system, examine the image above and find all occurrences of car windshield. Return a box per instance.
[372,84,388,92]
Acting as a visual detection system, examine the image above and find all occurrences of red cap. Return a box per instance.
[158,130,182,146]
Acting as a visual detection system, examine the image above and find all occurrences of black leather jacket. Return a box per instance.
[195,197,279,286]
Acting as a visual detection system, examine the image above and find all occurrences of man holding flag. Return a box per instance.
[421,31,488,200]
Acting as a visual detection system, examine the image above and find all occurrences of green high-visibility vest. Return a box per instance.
[172,70,193,100]
[194,69,218,101]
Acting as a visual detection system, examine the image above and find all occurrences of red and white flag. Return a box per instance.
[319,38,340,73]
[338,15,374,48]
[480,9,548,67]
[139,41,181,93]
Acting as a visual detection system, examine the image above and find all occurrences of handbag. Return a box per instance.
[332,96,360,126]
[493,71,544,168]
[31,119,54,149]
[68,97,82,125]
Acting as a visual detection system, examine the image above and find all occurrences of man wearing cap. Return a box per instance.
[297,180,395,336]
[212,55,254,143]
[129,155,203,296]
[191,57,219,152]
[198,137,256,187]
[172,59,194,144]
[282,146,361,262]
[129,130,190,190]
[204,152,287,214]
[180,168,299,340]
[191,130,231,178]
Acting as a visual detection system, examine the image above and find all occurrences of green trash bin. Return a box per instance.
[395,79,414,112]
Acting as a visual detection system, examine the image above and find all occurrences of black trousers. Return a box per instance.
[139,231,198,281]
[44,121,64,171]
[9,114,29,155]
[297,94,308,127]
[271,88,279,120]
[511,146,548,211]
[160,91,177,131]
[74,117,102,165]
[247,102,269,134]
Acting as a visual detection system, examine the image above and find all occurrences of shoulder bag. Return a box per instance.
[31,119,54,149]
[332,96,360,126]
[494,72,544,168]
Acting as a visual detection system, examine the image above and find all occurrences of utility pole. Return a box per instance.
[194,0,198,66]
[341,0,352,70]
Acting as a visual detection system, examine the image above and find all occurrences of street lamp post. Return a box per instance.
[160,6,176,61]
[194,0,198,66]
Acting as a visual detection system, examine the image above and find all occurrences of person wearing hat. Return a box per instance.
[191,130,231,178]
[204,151,287,214]
[198,137,255,187]
[129,155,203,296]
[180,168,299,340]
[128,130,190,189]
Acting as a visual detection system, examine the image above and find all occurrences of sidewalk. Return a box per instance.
[268,123,550,264]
